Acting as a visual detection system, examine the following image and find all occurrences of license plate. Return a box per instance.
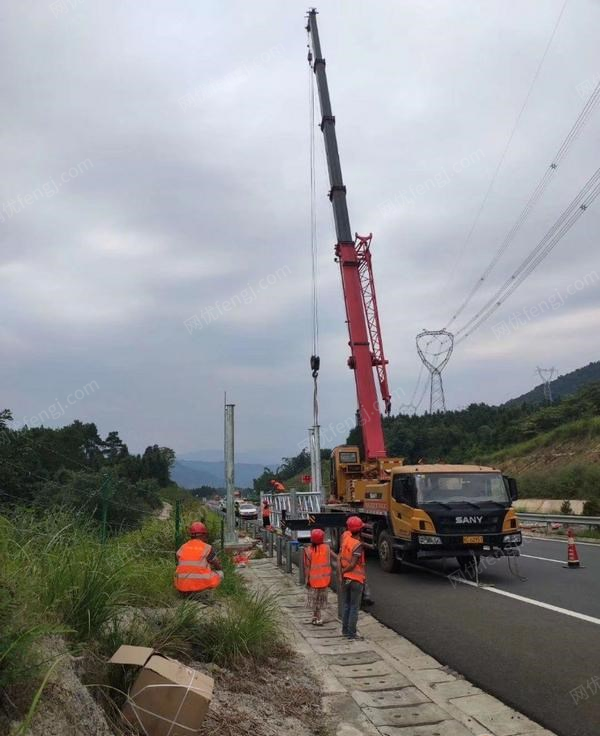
[463,535,484,544]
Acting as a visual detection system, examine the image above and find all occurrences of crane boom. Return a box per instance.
[306,8,390,460]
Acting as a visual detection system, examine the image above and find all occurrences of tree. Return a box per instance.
[141,445,174,487]
[560,500,572,515]
[102,431,128,461]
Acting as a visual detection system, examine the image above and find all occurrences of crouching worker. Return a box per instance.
[175,521,224,594]
[304,528,332,626]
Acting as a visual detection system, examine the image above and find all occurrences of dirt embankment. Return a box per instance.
[485,437,600,476]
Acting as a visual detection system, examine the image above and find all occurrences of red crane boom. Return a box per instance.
[307,9,391,461]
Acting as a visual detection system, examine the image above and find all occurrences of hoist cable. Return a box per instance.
[309,44,319,359]
[307,36,321,448]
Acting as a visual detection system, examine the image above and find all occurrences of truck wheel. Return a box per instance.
[378,531,400,573]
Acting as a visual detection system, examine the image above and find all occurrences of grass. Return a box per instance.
[0,497,288,729]
[478,415,600,464]
[191,590,287,667]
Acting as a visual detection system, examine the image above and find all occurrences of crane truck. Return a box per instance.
[289,9,523,576]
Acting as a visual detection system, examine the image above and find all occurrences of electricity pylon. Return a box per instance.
[536,366,557,403]
[416,330,454,413]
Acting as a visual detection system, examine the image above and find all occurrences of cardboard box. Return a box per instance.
[109,645,214,736]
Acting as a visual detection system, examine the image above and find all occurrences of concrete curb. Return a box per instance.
[244,557,557,736]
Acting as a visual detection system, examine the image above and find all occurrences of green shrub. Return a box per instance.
[560,500,573,514]
[191,590,285,667]
[39,545,130,642]
[215,553,247,599]
[583,498,600,515]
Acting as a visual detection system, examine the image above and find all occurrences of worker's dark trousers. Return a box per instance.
[341,579,364,637]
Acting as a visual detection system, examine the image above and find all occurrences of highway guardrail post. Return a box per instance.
[276,536,283,566]
[285,540,293,574]
[268,530,274,557]
[298,544,305,586]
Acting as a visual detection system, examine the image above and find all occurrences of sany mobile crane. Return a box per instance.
[293,9,522,576]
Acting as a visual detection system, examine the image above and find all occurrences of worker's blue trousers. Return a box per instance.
[341,579,364,637]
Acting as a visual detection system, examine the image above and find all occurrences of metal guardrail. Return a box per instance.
[238,520,345,619]
[517,512,600,528]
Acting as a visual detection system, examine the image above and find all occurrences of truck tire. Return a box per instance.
[378,530,400,573]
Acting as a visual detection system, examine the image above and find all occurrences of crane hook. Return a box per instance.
[310,354,320,378]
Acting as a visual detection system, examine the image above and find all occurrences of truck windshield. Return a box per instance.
[415,473,510,506]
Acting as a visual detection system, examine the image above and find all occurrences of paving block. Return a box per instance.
[310,642,375,656]
[413,668,457,685]
[351,687,430,708]
[430,680,482,700]
[449,692,506,716]
[364,702,448,726]
[299,628,346,639]
[307,636,356,648]
[384,639,429,661]
[474,708,543,736]
[356,622,399,642]
[331,661,393,678]
[377,720,475,736]
[339,673,411,691]
[403,655,443,671]
[323,650,383,666]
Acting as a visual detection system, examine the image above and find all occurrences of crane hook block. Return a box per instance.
[310,355,320,378]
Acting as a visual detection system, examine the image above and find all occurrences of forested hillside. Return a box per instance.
[504,360,600,407]
[0,410,174,529]
[347,382,600,465]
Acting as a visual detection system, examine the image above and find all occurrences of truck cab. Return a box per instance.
[380,464,521,571]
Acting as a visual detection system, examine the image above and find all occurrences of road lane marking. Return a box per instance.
[521,554,564,564]
[523,534,600,548]
[402,561,600,626]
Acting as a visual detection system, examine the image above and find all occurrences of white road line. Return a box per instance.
[403,561,600,626]
[521,553,564,564]
[523,534,600,548]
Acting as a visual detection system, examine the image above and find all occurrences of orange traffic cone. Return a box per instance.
[565,528,581,569]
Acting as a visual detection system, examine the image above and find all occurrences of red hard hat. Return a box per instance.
[346,516,364,533]
[310,528,325,544]
[189,521,208,536]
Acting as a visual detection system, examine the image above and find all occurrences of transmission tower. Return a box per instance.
[416,330,454,413]
[536,366,557,403]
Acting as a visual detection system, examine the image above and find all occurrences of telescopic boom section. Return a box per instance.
[306,9,389,460]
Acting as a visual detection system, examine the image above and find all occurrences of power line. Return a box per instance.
[444,0,569,290]
[454,165,600,342]
[446,77,600,329]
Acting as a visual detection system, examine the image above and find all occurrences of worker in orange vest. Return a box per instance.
[261,499,271,528]
[340,516,366,639]
[304,528,332,626]
[340,527,374,607]
[270,479,286,492]
[174,521,224,594]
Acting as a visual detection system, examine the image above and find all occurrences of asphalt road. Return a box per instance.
[366,536,600,736]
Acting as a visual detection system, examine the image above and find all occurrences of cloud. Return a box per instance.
[1,0,599,456]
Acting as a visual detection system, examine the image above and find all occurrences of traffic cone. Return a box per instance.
[565,528,581,569]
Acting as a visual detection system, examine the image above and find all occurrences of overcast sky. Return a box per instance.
[1,0,599,461]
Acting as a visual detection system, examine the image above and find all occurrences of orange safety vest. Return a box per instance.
[340,534,366,584]
[262,503,270,518]
[304,543,332,589]
[175,539,222,592]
